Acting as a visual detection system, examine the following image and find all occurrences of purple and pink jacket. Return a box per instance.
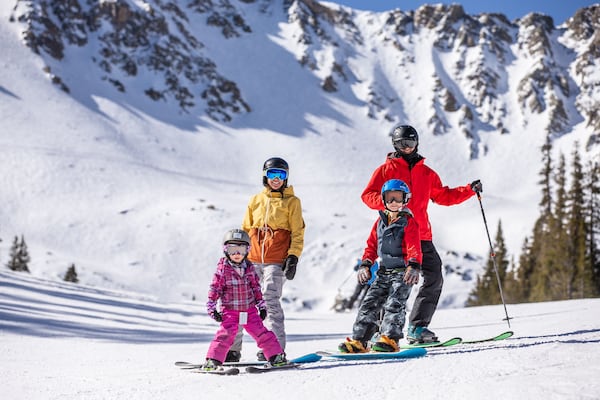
[205,257,282,363]
[207,257,264,312]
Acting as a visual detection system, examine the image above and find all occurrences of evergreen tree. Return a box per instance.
[527,138,555,302]
[7,235,30,273]
[513,139,600,302]
[547,153,571,300]
[585,160,600,295]
[538,135,554,220]
[18,236,31,272]
[7,236,20,271]
[503,255,521,303]
[566,144,593,298]
[64,264,79,283]
[466,220,510,306]
[515,237,535,302]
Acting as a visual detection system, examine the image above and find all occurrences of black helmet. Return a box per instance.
[262,157,289,188]
[391,125,419,153]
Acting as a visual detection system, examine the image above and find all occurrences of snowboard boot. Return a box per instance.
[202,358,223,371]
[407,324,438,344]
[268,353,288,367]
[225,350,241,362]
[371,335,399,352]
[338,337,368,353]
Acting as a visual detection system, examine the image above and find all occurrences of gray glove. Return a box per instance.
[404,261,421,285]
[357,260,373,285]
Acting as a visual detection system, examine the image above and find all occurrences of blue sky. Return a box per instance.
[329,1,598,24]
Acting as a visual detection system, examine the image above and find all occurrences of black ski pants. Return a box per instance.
[408,240,443,328]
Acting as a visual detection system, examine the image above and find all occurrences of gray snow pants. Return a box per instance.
[352,268,413,342]
[230,263,286,352]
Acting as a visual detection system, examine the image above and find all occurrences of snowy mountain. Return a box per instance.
[0,0,599,309]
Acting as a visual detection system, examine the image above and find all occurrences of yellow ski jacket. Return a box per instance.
[242,186,305,264]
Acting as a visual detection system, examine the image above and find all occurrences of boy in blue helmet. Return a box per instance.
[339,179,422,353]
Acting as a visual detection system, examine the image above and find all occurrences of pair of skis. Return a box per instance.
[401,330,514,348]
[175,352,321,375]
[317,331,513,361]
[176,331,514,375]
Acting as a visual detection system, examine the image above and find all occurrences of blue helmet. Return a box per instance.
[381,179,411,205]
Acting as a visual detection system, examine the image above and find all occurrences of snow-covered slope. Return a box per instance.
[2,270,600,399]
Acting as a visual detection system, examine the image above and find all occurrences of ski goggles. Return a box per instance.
[393,138,418,149]
[224,243,249,256]
[384,194,406,204]
[264,168,288,180]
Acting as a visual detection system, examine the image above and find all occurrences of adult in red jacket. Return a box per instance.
[361,124,482,343]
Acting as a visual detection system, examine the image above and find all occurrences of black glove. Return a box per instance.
[283,255,298,280]
[357,260,373,285]
[259,308,267,320]
[210,310,222,322]
[470,179,482,193]
[404,261,421,285]
[207,300,222,322]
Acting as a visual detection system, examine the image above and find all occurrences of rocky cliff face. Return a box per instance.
[11,0,251,121]
[9,0,599,153]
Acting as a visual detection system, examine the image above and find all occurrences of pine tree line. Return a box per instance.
[4,235,80,283]
[468,140,600,305]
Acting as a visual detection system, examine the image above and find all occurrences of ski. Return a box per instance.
[177,352,322,369]
[461,330,514,344]
[245,363,300,373]
[175,361,203,369]
[316,347,427,361]
[223,360,267,367]
[402,331,513,350]
[177,360,253,368]
[224,352,321,366]
[399,337,462,349]
[193,367,240,376]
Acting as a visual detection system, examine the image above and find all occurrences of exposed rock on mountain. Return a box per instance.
[8,0,599,151]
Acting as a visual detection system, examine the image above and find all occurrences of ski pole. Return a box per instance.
[475,190,512,328]
[337,268,356,291]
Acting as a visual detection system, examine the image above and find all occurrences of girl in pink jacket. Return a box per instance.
[202,229,287,371]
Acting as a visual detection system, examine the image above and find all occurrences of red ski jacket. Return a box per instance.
[361,153,475,241]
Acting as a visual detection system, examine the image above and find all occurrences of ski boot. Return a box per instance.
[225,350,241,362]
[407,324,438,344]
[268,353,288,367]
[371,335,399,352]
[202,358,223,371]
[256,350,267,361]
[338,338,368,353]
